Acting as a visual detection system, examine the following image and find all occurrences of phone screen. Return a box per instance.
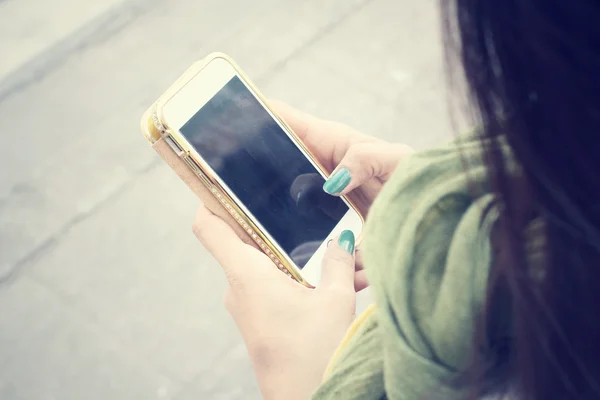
[180,76,349,268]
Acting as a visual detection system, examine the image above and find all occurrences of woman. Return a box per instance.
[192,1,600,399]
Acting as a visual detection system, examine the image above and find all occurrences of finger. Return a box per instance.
[320,230,356,291]
[268,99,372,170]
[223,287,234,313]
[268,100,320,141]
[355,247,364,271]
[322,142,414,196]
[354,270,370,292]
[192,204,256,281]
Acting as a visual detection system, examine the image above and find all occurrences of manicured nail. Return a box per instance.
[323,168,352,195]
[338,230,355,254]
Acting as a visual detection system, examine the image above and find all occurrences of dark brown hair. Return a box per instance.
[442,1,600,399]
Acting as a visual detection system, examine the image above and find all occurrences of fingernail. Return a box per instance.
[323,168,351,195]
[338,230,355,254]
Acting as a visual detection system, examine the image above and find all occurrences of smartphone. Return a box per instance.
[146,53,363,287]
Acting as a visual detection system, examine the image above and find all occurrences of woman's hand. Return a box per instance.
[271,101,414,290]
[270,101,414,214]
[192,102,413,399]
[193,206,357,400]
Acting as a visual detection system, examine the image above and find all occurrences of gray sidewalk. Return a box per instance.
[0,0,453,398]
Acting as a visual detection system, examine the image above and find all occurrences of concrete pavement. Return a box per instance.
[0,0,453,398]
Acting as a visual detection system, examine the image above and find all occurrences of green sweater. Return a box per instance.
[312,136,507,399]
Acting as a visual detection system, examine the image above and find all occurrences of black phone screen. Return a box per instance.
[180,76,349,268]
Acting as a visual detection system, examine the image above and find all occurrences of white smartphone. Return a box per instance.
[158,54,363,286]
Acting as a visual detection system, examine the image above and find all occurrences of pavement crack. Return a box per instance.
[0,157,161,288]
[0,0,161,105]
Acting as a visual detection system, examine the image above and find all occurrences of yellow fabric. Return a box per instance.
[323,304,377,379]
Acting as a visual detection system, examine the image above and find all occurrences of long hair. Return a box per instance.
[442,1,600,399]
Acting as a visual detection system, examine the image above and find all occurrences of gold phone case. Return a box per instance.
[141,53,363,287]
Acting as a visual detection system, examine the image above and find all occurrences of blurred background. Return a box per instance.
[0,0,454,398]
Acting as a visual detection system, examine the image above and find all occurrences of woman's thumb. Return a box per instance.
[320,230,356,290]
[322,142,412,196]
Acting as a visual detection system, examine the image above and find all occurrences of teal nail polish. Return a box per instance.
[323,168,352,195]
[338,230,355,254]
